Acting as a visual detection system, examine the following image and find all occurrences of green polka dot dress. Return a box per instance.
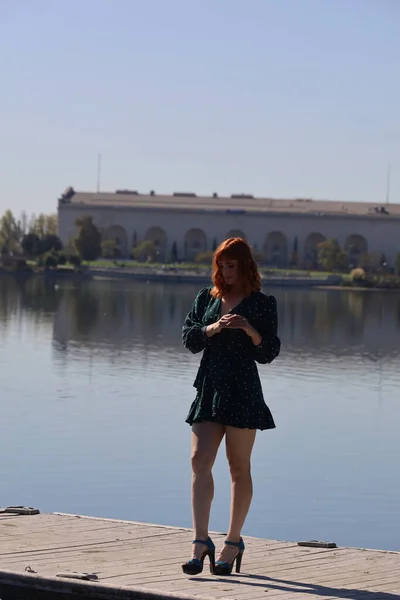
[182,287,280,430]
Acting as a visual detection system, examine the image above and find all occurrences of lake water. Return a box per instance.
[1,277,399,552]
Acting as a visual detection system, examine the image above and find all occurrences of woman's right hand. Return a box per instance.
[214,314,232,333]
[206,315,232,337]
[219,314,235,329]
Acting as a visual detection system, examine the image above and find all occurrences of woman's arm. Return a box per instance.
[250,295,281,364]
[226,295,281,364]
[182,288,212,353]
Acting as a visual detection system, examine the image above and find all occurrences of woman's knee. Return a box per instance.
[191,449,215,475]
[227,456,251,481]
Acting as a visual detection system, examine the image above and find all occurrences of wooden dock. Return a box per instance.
[0,512,399,600]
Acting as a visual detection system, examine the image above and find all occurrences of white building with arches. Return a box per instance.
[58,188,400,267]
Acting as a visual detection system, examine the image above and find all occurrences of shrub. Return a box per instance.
[350,268,366,283]
[375,276,400,290]
[68,254,82,267]
[340,278,353,287]
[132,241,157,262]
[360,276,375,288]
[195,251,214,264]
[101,240,118,259]
[57,251,67,265]
[44,252,58,268]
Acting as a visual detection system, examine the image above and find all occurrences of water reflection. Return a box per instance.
[1,276,400,552]
[1,277,400,356]
[0,277,62,325]
[49,280,400,357]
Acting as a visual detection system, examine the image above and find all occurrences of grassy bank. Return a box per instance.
[83,259,334,278]
[22,258,400,290]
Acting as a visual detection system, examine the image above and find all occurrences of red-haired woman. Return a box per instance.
[181,238,280,576]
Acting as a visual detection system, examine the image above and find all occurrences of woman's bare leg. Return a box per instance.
[217,426,256,563]
[190,422,225,559]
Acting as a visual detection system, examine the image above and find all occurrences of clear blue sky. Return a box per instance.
[1,0,399,215]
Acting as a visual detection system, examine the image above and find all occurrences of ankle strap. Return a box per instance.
[192,537,215,550]
[225,537,244,549]
[224,540,240,547]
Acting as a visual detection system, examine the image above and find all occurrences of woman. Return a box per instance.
[181,237,280,576]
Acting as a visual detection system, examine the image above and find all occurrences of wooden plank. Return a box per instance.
[0,513,398,600]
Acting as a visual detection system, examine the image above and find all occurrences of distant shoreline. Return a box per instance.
[87,266,343,288]
[2,265,400,292]
[0,265,341,287]
[317,284,400,293]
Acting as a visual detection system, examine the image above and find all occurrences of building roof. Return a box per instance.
[58,188,400,218]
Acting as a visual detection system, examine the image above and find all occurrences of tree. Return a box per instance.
[68,254,82,267]
[171,241,178,262]
[44,214,58,236]
[44,253,58,268]
[132,240,157,262]
[21,231,62,258]
[101,240,118,259]
[57,252,67,265]
[317,239,348,272]
[395,253,400,276]
[30,213,58,236]
[74,216,101,261]
[0,210,21,254]
[22,233,41,257]
[39,234,62,254]
[358,252,381,274]
[291,236,299,267]
[212,238,218,251]
[252,249,266,264]
[195,251,214,264]
[19,210,29,236]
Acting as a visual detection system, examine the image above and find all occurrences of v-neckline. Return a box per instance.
[219,296,245,317]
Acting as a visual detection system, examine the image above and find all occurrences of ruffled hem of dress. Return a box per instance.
[186,418,275,431]
[185,409,276,431]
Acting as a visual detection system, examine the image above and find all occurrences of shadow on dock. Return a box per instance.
[192,573,400,599]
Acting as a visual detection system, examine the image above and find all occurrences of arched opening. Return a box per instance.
[345,234,368,267]
[225,230,247,241]
[104,225,128,257]
[184,228,207,260]
[145,226,168,261]
[304,233,326,269]
[263,232,288,267]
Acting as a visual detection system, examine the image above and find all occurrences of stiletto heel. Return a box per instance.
[235,549,243,573]
[182,537,216,575]
[209,549,216,574]
[214,537,245,576]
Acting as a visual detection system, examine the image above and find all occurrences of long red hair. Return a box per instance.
[210,238,261,298]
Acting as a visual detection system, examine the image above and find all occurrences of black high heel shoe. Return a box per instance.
[214,537,245,575]
[181,537,216,575]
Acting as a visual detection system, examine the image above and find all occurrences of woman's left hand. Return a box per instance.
[225,314,252,334]
[226,314,262,345]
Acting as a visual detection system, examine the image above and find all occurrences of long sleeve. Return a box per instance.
[182,287,211,354]
[251,295,281,364]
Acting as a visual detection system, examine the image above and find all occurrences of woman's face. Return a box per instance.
[219,257,239,287]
